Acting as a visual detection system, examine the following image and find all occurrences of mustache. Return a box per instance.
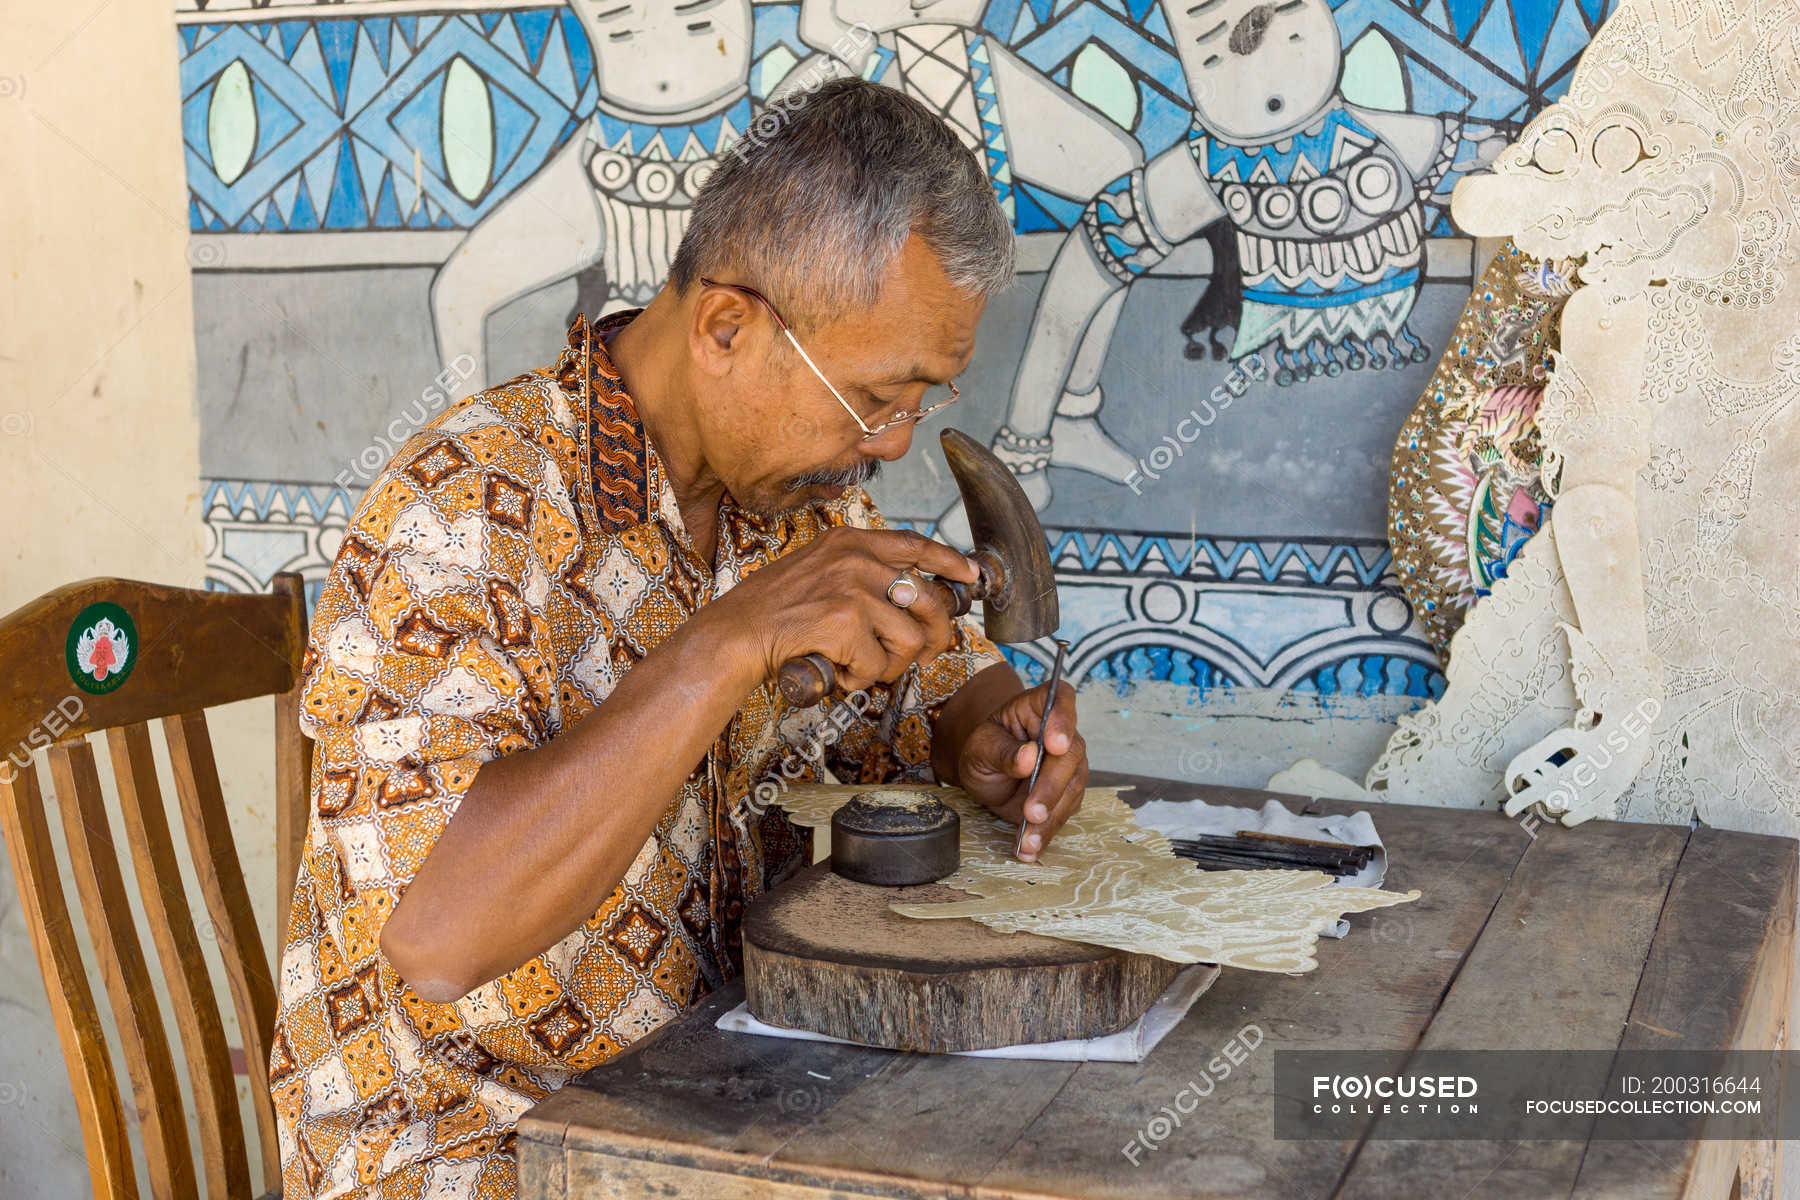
[786,456,882,491]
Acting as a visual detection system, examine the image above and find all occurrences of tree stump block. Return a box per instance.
[742,864,1188,1052]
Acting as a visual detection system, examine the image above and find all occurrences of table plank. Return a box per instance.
[519,984,898,1163]
[526,980,1077,1197]
[964,798,1535,1199]
[1337,818,1692,1199]
[760,1053,1083,1195]
[559,1150,876,1199]
[1569,827,1797,1200]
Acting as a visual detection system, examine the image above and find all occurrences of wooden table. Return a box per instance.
[517,774,1796,1199]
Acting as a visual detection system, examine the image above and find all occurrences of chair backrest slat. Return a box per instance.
[163,709,282,1183]
[47,738,199,1200]
[108,722,252,1198]
[273,574,313,953]
[0,763,138,1200]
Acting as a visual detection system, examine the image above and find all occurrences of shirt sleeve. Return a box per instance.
[300,419,573,965]
[816,490,1009,784]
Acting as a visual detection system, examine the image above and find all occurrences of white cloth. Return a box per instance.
[1131,797,1389,937]
[715,963,1219,1062]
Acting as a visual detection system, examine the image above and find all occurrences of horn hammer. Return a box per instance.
[774,428,1060,706]
[938,427,1059,644]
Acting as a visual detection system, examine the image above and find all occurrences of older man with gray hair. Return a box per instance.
[272,78,1088,1199]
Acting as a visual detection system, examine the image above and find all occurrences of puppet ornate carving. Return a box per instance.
[1276,0,1800,832]
[1388,241,1574,660]
[773,783,1419,972]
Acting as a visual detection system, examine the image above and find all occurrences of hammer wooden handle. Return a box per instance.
[774,575,977,707]
[777,653,838,707]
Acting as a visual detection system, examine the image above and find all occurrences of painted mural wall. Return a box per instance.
[176,0,1613,766]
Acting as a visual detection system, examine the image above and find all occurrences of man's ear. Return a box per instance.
[690,283,755,379]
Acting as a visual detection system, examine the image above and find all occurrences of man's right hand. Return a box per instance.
[712,526,980,694]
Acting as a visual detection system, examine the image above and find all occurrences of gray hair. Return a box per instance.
[668,77,1015,329]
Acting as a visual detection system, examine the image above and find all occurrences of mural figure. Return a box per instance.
[939,0,1511,539]
[800,0,1154,539]
[430,0,765,382]
[796,0,1142,233]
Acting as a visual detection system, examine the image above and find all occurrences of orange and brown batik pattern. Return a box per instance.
[271,312,1003,1199]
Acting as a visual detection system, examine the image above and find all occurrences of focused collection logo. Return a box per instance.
[1312,1072,1480,1115]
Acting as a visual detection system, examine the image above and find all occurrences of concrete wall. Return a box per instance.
[1,2,279,1194]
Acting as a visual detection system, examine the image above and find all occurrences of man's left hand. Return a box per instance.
[955,681,1087,862]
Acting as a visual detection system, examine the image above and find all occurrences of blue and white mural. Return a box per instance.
[178,0,1612,727]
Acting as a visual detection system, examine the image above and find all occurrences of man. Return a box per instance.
[274,78,1089,1199]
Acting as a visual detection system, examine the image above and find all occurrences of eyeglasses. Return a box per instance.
[700,277,961,442]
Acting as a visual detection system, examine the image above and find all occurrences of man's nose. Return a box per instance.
[863,422,915,461]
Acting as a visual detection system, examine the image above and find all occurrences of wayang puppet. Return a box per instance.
[1275,0,1800,835]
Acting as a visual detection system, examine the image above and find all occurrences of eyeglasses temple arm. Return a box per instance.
[781,327,872,435]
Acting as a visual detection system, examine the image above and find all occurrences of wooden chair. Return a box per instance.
[0,573,312,1199]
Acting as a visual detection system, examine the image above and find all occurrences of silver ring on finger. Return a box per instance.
[886,573,920,609]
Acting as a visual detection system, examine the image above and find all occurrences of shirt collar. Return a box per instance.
[556,311,654,534]
[556,312,795,561]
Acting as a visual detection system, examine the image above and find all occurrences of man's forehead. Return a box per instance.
[840,325,975,384]
[849,282,981,372]
[786,234,985,375]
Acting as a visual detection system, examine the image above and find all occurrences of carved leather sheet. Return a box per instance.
[774,784,1420,973]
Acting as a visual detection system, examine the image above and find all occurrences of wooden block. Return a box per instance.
[743,864,1185,1052]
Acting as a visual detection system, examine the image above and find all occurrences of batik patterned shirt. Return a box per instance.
[270,312,1004,1199]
